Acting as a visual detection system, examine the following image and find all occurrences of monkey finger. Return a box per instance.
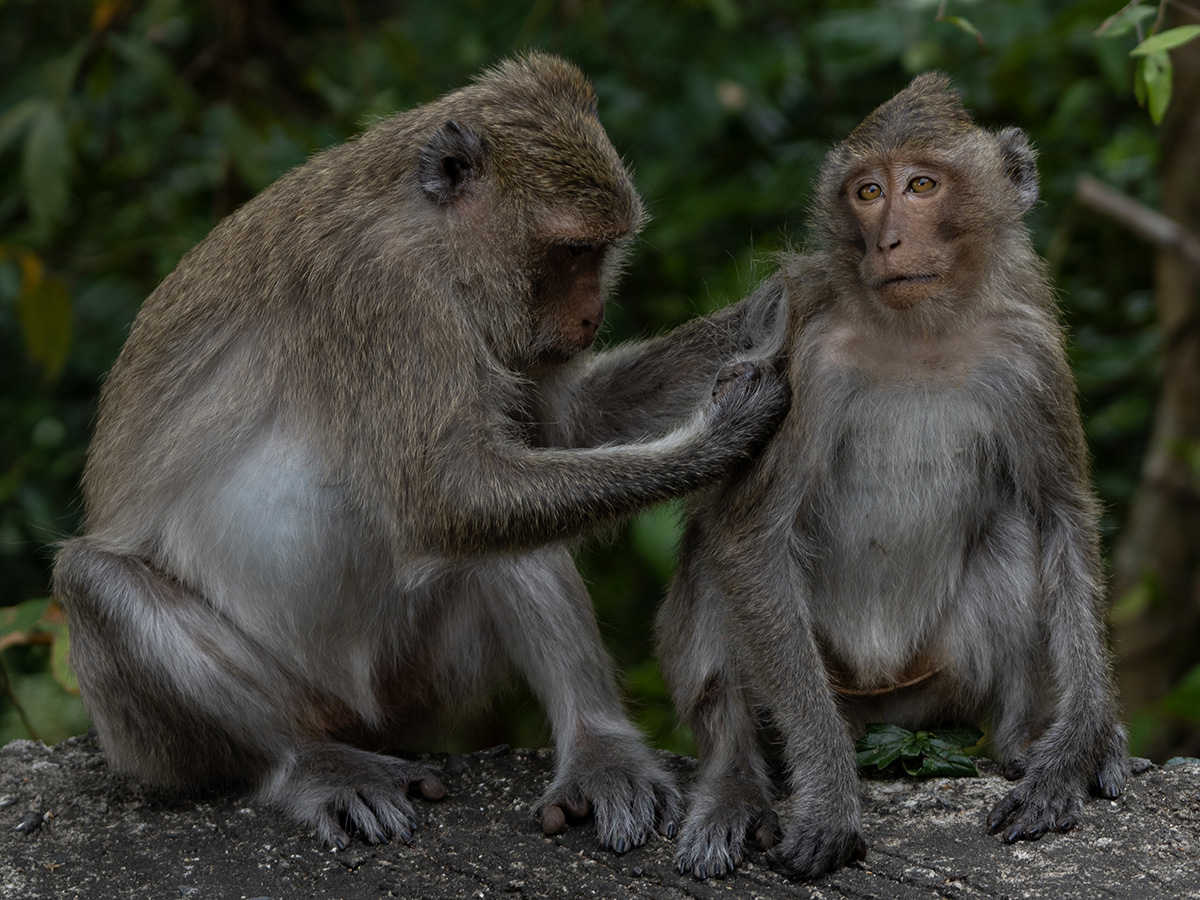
[655,784,684,840]
[852,835,869,862]
[344,794,392,844]
[1002,821,1040,844]
[712,361,760,400]
[315,804,353,851]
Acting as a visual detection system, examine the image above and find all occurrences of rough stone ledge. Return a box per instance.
[2,732,1198,899]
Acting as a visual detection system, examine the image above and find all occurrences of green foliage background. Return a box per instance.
[0,0,1167,754]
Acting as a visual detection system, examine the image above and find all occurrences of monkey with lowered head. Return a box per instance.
[53,53,788,854]
[658,73,1129,880]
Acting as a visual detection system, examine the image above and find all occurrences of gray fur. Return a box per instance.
[659,76,1127,881]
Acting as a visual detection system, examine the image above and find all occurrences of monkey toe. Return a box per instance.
[268,743,439,848]
[989,778,1084,844]
[1093,743,1130,800]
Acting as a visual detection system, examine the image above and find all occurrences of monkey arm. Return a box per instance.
[538,279,788,449]
[674,425,866,879]
[983,332,1128,841]
[425,366,786,556]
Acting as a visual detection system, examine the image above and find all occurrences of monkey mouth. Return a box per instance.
[874,273,938,290]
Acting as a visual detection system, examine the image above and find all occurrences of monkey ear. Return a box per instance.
[997,127,1039,211]
[419,120,489,206]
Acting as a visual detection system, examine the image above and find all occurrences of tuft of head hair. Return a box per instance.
[842,72,973,159]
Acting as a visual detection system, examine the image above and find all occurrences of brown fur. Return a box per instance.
[54,53,787,854]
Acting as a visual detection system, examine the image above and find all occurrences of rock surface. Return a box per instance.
[2,733,1198,899]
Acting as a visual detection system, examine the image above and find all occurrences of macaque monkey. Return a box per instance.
[659,73,1129,880]
[54,53,787,854]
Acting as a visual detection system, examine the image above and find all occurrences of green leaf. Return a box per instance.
[1139,50,1173,123]
[1130,25,1200,56]
[1096,4,1157,39]
[856,723,981,777]
[929,724,983,750]
[939,16,985,51]
[17,254,73,383]
[855,723,917,770]
[0,598,52,639]
[20,105,71,234]
[915,738,981,777]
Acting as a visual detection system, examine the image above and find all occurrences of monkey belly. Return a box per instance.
[809,400,989,684]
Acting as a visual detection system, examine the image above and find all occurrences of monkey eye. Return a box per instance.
[856,183,882,201]
[908,176,937,193]
[564,241,601,257]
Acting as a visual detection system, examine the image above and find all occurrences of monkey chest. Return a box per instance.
[811,381,998,586]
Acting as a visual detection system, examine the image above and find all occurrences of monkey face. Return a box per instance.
[529,241,610,362]
[845,162,958,310]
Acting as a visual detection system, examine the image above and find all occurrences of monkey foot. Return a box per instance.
[768,819,867,881]
[674,799,777,880]
[538,735,681,853]
[262,742,446,850]
[988,731,1128,843]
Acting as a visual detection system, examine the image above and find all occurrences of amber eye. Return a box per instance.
[909,176,936,193]
[856,183,882,201]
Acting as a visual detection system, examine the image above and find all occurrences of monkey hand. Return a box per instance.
[987,727,1129,843]
[262,742,446,850]
[706,359,790,459]
[537,731,681,854]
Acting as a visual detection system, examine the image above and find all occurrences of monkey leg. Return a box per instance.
[985,519,1129,843]
[729,584,867,880]
[54,536,444,849]
[658,543,775,880]
[478,549,681,853]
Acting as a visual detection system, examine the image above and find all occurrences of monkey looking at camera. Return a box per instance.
[658,73,1129,880]
[53,53,788,854]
